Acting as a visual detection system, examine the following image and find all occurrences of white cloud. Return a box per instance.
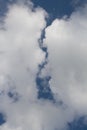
[44,5,87,116]
[0,2,75,130]
[0,100,75,130]
[0,2,72,130]
[0,3,47,101]
[0,1,87,130]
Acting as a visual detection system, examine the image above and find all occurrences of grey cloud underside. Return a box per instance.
[0,1,87,130]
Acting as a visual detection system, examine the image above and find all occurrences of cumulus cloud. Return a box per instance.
[0,2,50,130]
[0,1,87,130]
[44,4,87,117]
[0,2,47,100]
[0,1,72,130]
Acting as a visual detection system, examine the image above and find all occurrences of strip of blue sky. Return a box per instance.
[0,113,6,125]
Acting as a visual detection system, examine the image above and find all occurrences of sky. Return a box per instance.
[0,0,87,130]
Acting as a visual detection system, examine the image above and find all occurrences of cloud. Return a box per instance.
[0,1,71,130]
[0,3,47,101]
[0,1,87,130]
[44,4,87,116]
[0,1,75,130]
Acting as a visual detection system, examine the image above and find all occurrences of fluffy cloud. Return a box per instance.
[0,1,75,130]
[0,1,47,130]
[0,1,87,130]
[0,1,72,130]
[44,5,87,116]
[0,2,47,101]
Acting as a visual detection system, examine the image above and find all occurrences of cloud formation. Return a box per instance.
[0,1,87,130]
[44,4,87,116]
[0,2,46,99]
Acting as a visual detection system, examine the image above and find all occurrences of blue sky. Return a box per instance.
[0,0,87,22]
[0,0,87,130]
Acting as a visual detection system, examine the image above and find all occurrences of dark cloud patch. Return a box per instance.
[8,91,20,102]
